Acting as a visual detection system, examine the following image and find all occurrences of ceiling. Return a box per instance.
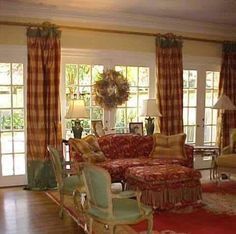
[1,0,236,37]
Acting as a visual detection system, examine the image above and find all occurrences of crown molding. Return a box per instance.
[1,2,236,39]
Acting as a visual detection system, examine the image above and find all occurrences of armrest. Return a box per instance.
[222,145,232,155]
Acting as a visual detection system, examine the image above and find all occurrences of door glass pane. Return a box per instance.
[13,86,24,108]
[0,110,12,131]
[189,90,197,106]
[183,70,197,144]
[1,154,13,176]
[0,63,11,85]
[14,132,25,153]
[13,109,24,130]
[14,154,25,175]
[0,86,11,108]
[12,63,23,85]
[188,108,196,124]
[0,62,26,178]
[189,71,197,88]
[204,71,219,145]
[205,90,213,106]
[1,132,13,153]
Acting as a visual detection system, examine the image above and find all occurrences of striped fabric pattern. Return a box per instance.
[218,42,236,148]
[27,24,62,161]
[156,34,183,135]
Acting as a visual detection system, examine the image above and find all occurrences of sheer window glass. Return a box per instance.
[204,71,219,145]
[0,63,25,176]
[65,64,104,139]
[183,70,197,144]
[115,66,149,133]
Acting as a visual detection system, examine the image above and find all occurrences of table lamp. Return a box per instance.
[212,94,236,149]
[140,99,162,135]
[65,98,89,138]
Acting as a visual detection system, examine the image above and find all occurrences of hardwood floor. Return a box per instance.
[0,187,85,234]
[0,169,212,234]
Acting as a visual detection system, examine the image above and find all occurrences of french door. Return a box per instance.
[0,46,27,187]
[183,60,220,169]
[183,60,220,146]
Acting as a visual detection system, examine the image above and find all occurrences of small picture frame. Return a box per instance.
[91,120,105,137]
[129,122,143,136]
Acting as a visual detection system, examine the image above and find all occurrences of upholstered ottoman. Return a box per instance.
[125,164,202,209]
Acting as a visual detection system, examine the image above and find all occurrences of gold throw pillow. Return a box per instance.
[69,135,106,163]
[150,133,186,159]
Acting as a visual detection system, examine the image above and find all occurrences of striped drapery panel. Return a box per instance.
[156,33,183,135]
[218,42,236,148]
[26,23,62,189]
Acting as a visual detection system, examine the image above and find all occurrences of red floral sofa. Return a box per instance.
[69,133,194,183]
[69,133,202,209]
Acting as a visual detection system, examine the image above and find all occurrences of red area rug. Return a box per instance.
[132,181,236,234]
[46,181,236,234]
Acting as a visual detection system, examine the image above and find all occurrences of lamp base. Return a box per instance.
[145,116,154,135]
[72,119,83,139]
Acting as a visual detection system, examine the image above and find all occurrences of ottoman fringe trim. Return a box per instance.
[127,183,202,209]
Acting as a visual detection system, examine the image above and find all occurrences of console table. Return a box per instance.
[193,146,219,179]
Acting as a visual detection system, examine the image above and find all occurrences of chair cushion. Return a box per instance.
[69,135,106,163]
[62,175,83,195]
[88,198,152,222]
[150,133,186,160]
[216,154,236,168]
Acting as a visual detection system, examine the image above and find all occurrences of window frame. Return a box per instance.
[183,56,221,146]
[0,45,27,187]
[61,48,156,138]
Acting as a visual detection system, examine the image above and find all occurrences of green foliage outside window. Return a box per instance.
[0,112,24,130]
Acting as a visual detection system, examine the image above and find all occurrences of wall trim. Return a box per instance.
[1,2,236,39]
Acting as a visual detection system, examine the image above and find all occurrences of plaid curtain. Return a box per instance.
[156,33,183,135]
[218,42,236,148]
[26,23,62,189]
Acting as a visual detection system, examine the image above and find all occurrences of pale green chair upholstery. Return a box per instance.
[47,145,84,218]
[215,130,236,181]
[81,164,153,234]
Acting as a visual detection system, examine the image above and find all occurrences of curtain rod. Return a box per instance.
[0,20,224,44]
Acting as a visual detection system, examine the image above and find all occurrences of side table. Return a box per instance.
[193,146,219,180]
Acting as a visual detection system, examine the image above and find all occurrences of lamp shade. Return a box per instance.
[140,99,162,117]
[212,94,236,110]
[65,99,89,119]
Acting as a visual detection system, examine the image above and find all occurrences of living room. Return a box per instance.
[0,1,236,234]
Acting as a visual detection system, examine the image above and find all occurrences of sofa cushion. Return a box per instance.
[98,134,152,159]
[97,157,150,181]
[150,133,186,160]
[69,135,106,163]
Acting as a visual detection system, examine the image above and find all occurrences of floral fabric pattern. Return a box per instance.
[125,165,202,209]
[69,134,194,182]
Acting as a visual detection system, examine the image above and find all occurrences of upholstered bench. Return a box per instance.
[125,164,202,209]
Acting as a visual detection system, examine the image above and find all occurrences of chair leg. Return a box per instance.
[147,214,153,234]
[59,191,64,218]
[108,224,116,234]
[89,217,93,234]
